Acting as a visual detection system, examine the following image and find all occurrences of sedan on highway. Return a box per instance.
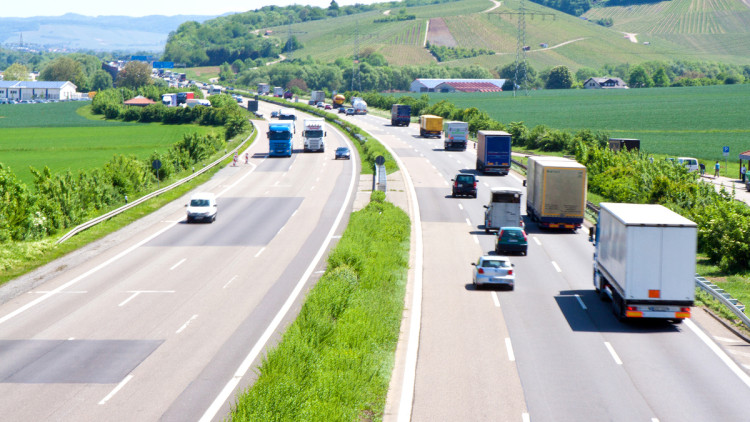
[345,108,355,116]
[472,255,515,290]
[495,227,528,255]
[335,147,351,160]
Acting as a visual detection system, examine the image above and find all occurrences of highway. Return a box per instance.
[350,112,750,422]
[0,102,358,422]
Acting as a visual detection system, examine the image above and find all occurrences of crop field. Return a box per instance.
[386,20,424,45]
[0,103,219,186]
[409,84,750,161]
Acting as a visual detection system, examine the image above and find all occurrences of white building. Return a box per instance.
[583,77,628,89]
[0,81,78,101]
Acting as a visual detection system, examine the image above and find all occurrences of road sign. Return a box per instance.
[152,159,162,170]
[723,146,730,157]
[375,155,385,166]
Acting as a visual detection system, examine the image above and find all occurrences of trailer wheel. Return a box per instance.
[612,294,626,322]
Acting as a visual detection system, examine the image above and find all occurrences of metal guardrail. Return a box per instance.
[696,276,750,329]
[56,126,255,244]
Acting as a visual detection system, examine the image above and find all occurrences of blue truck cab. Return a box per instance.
[267,122,294,157]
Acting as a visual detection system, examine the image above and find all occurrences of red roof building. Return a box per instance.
[435,81,503,93]
[123,95,156,107]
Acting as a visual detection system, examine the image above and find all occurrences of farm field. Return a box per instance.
[410,84,750,161]
[0,102,220,186]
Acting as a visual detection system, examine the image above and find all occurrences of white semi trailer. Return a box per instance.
[302,118,326,152]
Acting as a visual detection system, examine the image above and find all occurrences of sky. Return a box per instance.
[5,0,383,18]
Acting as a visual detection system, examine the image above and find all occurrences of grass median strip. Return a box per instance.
[231,190,410,421]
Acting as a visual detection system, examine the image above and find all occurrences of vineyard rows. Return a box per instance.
[387,21,424,45]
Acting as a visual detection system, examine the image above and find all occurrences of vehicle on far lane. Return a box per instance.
[451,173,478,198]
[335,147,351,160]
[185,192,217,223]
[324,104,332,110]
[338,107,347,114]
[495,227,528,255]
[345,108,355,116]
[472,255,515,290]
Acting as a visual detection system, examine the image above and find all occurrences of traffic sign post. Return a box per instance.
[723,146,729,176]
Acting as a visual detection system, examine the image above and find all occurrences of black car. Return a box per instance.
[452,173,478,198]
[335,147,351,160]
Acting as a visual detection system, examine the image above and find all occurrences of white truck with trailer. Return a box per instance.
[302,118,326,152]
[592,203,696,322]
[484,187,524,233]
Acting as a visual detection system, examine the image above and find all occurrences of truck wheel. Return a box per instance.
[612,296,626,322]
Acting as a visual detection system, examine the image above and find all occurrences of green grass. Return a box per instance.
[0,103,222,186]
[230,192,410,421]
[411,84,750,163]
[182,66,220,83]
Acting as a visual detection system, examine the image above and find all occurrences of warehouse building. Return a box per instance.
[410,78,505,93]
[0,81,78,101]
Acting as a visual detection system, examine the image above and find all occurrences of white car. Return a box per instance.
[186,192,217,223]
[472,255,515,290]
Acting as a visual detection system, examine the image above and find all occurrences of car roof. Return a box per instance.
[499,226,524,231]
[190,192,215,200]
[479,255,510,261]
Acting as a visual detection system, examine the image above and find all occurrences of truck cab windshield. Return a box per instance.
[305,130,323,138]
[269,131,291,140]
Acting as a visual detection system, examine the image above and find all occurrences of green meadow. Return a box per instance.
[418,84,750,161]
[0,102,220,186]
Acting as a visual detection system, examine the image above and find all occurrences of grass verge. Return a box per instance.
[230,190,410,421]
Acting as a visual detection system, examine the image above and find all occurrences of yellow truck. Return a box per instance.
[419,114,443,138]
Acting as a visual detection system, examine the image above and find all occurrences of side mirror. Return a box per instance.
[185,204,188,207]
[471,262,477,266]
[483,205,488,209]
[451,179,455,182]
[522,180,527,187]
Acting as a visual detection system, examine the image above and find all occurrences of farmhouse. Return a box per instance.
[583,77,628,89]
[410,78,505,93]
[0,81,78,100]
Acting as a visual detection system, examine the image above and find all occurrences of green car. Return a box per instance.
[495,227,528,255]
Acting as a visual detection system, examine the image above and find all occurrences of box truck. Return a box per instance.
[391,104,412,126]
[419,115,443,138]
[176,91,194,105]
[310,90,325,105]
[258,83,270,95]
[444,121,468,150]
[593,203,696,322]
[302,118,326,152]
[484,187,524,233]
[273,86,284,97]
[476,131,512,175]
[162,93,177,107]
[525,156,586,230]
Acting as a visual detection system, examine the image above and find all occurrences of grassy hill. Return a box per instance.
[268,0,750,71]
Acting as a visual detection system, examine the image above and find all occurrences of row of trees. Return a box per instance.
[0,131,227,242]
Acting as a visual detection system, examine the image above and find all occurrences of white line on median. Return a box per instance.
[604,342,623,365]
[551,261,562,272]
[465,218,472,227]
[505,337,515,361]
[223,275,238,289]
[98,374,133,405]
[492,291,500,307]
[176,314,199,334]
[685,319,750,389]
[574,294,587,310]
[458,204,463,211]
[170,258,186,270]
[254,247,266,258]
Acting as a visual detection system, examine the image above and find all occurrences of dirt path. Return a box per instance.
[383,9,391,15]
[489,37,586,56]
[483,0,502,13]
[622,32,638,43]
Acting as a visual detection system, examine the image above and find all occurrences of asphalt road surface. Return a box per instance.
[351,113,750,422]
[0,103,358,422]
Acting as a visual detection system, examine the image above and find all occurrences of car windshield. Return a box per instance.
[480,259,509,268]
[337,148,348,153]
[501,230,524,240]
[456,175,474,183]
[190,199,210,207]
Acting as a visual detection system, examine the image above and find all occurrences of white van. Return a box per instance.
[677,157,699,173]
[186,192,217,223]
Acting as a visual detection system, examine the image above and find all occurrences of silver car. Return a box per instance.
[472,255,515,290]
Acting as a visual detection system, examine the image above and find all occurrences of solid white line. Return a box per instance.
[574,294,587,310]
[465,218,472,227]
[458,204,463,211]
[492,291,500,307]
[98,374,133,405]
[473,235,479,244]
[223,275,238,289]
[0,222,178,326]
[170,258,186,270]
[31,290,87,294]
[176,314,199,334]
[291,209,298,217]
[685,319,750,389]
[551,261,562,272]
[199,123,358,422]
[254,247,266,258]
[604,342,623,365]
[505,337,515,361]
[523,413,531,422]
[533,236,541,246]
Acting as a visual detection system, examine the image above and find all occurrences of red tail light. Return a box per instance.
[522,231,527,241]
[454,181,458,187]
[473,181,477,188]
[477,268,484,274]
[627,306,638,311]
[680,307,691,312]
[507,269,513,275]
